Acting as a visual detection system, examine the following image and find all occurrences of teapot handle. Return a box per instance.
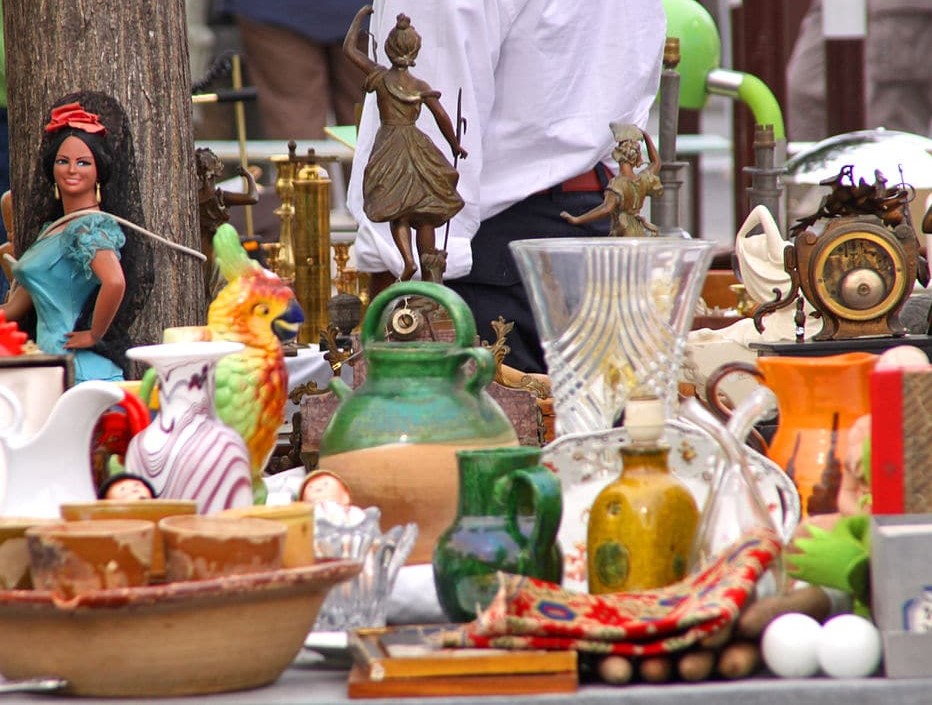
[361,281,477,350]
[457,347,496,396]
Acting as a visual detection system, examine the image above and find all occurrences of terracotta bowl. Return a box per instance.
[0,517,59,589]
[0,560,361,697]
[159,515,286,582]
[25,520,155,598]
[60,499,198,580]
[218,502,314,568]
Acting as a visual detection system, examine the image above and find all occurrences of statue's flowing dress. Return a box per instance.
[362,67,464,226]
[607,170,663,237]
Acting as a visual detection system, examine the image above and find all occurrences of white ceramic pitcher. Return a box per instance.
[0,380,125,517]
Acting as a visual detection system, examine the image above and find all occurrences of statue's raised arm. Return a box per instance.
[344,5,379,76]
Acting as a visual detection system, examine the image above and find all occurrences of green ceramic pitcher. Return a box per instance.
[318,281,518,565]
[432,446,563,623]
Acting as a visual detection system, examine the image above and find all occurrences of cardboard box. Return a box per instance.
[879,632,932,679]
[870,368,932,515]
[870,515,932,678]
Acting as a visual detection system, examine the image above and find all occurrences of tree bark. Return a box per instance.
[3,0,206,354]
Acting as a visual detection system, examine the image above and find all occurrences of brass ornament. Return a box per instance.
[389,306,422,340]
[268,143,300,282]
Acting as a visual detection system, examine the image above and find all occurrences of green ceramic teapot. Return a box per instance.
[318,281,518,565]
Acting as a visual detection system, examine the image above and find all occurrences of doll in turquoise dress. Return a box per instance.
[1,95,154,382]
[11,212,126,382]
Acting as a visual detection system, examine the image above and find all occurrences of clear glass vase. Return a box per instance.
[313,501,418,631]
[510,237,715,436]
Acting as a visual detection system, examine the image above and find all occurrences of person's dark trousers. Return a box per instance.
[447,185,610,375]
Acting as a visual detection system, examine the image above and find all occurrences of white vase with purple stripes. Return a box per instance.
[124,341,253,514]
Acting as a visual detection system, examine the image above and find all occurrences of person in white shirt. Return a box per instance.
[347,0,666,373]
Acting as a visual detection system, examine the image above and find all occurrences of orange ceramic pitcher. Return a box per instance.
[710,352,877,518]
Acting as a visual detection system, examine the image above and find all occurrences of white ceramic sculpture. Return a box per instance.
[685,205,820,403]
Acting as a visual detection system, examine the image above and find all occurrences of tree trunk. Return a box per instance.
[3,0,206,356]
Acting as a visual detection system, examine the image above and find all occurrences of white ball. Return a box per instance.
[816,614,883,678]
[761,613,823,677]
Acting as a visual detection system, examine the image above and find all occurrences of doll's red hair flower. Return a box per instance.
[44,102,107,135]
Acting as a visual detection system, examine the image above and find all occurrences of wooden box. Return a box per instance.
[347,625,577,698]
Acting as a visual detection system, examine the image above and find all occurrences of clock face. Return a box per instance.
[810,228,907,321]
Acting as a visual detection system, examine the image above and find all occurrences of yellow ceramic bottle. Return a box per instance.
[587,397,699,594]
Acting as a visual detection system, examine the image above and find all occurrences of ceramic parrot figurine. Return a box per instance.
[205,224,304,502]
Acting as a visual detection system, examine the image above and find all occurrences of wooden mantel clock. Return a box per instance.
[754,166,921,341]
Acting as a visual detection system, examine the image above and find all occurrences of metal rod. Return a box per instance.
[231,54,254,237]
[191,87,257,104]
[651,37,690,239]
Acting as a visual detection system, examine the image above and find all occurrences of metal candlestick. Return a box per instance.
[744,124,785,231]
[652,37,691,239]
[268,141,300,282]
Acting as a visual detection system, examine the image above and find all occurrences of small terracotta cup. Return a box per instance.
[0,517,59,589]
[60,500,198,580]
[218,502,315,568]
[26,519,155,598]
[159,515,286,582]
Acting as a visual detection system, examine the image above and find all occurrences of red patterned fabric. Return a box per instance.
[452,529,781,657]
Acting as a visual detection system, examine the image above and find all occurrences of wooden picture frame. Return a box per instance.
[347,625,577,698]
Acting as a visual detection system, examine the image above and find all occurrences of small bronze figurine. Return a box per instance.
[561,123,663,237]
[195,147,258,296]
[343,5,467,283]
